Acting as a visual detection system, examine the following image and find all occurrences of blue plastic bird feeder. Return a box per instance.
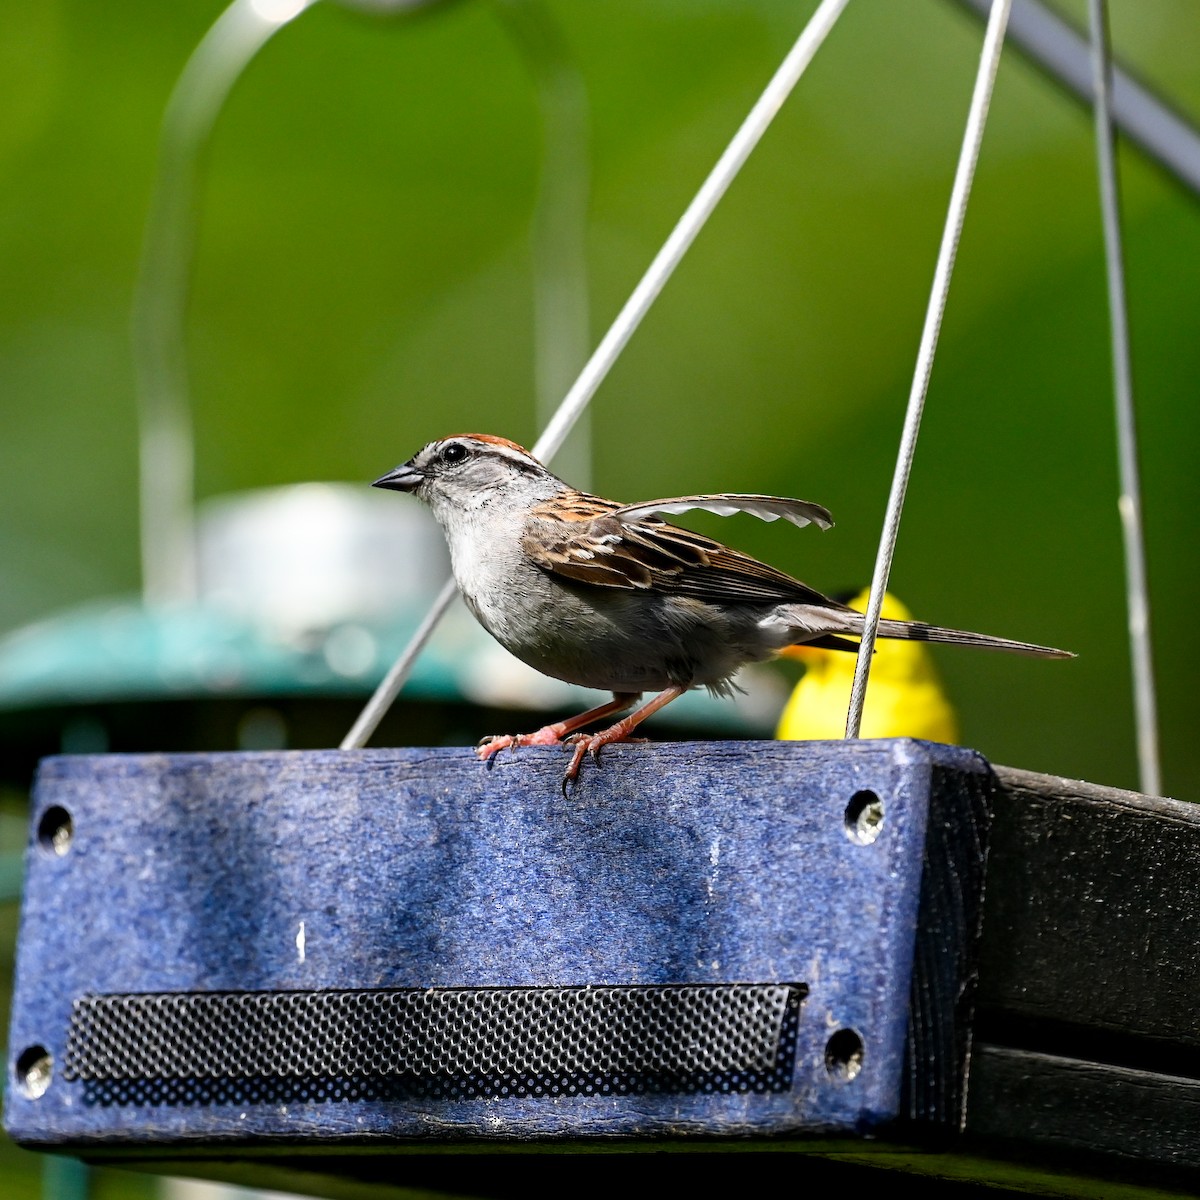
[5,739,989,1150]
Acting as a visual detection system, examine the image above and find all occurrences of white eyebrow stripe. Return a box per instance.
[461,439,543,473]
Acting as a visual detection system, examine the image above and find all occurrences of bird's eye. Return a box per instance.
[439,443,469,466]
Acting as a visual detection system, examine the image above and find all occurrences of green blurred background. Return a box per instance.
[1,0,1198,1194]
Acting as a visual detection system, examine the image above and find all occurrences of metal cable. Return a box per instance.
[845,0,1012,739]
[1088,0,1161,796]
[954,0,1200,199]
[530,0,851,467]
[340,576,459,752]
[341,0,852,749]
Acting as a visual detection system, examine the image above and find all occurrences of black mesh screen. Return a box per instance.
[63,983,804,1107]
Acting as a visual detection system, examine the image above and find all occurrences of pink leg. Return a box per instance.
[476,693,641,762]
[562,685,688,792]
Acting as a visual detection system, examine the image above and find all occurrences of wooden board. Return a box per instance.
[966,765,1200,1180]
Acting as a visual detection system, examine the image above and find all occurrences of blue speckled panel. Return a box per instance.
[4,739,989,1145]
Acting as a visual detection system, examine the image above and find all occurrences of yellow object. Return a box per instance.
[775,589,960,744]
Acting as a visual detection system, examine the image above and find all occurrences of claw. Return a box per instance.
[482,687,686,793]
[476,735,516,762]
[560,734,592,793]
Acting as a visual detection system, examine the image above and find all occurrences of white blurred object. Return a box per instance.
[162,1178,310,1200]
[196,483,449,646]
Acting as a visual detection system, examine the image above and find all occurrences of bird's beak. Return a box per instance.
[372,463,424,493]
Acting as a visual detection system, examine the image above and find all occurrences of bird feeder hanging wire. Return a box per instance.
[342,0,852,750]
[1087,0,1161,796]
[844,0,1013,739]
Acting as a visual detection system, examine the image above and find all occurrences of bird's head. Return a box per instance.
[373,434,563,519]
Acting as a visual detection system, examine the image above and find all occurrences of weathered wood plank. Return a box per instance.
[977,766,1200,1047]
[966,766,1200,1179]
[969,1045,1200,1174]
[903,761,992,1128]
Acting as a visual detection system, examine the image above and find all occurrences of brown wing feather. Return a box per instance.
[523,492,839,607]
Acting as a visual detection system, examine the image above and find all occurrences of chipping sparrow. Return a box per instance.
[374,434,1071,789]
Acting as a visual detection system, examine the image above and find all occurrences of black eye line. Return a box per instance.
[503,453,541,476]
[429,441,540,475]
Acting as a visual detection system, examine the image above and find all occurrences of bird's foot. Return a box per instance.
[560,730,649,794]
[476,725,566,762]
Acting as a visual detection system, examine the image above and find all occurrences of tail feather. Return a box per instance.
[779,601,1074,659]
[874,617,1073,659]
